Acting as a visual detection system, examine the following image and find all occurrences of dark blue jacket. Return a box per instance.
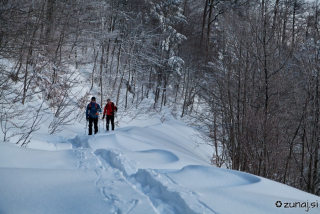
[86,102,101,118]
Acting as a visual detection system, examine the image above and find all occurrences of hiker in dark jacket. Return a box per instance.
[102,99,117,131]
[86,97,101,135]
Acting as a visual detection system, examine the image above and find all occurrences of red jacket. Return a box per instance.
[103,102,117,116]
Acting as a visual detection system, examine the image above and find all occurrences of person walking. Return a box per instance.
[102,99,117,131]
[86,97,101,135]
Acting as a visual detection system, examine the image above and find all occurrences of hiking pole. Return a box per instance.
[85,118,88,135]
[103,116,105,132]
[115,112,118,128]
[98,116,101,134]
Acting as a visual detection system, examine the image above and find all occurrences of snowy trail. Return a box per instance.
[67,129,265,214]
[1,122,319,214]
[69,133,216,213]
[69,135,158,214]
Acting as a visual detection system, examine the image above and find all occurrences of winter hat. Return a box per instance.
[91,97,96,101]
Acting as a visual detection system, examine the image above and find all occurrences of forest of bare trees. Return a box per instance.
[0,0,319,195]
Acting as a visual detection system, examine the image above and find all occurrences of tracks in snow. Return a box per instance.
[69,134,215,214]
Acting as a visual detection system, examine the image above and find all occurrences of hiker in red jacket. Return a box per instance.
[102,99,117,131]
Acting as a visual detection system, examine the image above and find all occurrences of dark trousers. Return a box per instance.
[88,117,98,135]
[106,115,114,131]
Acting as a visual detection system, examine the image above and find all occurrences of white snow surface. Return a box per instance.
[0,115,319,214]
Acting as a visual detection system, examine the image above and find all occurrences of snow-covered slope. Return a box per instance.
[0,117,319,214]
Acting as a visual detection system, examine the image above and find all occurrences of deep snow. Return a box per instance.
[0,115,319,214]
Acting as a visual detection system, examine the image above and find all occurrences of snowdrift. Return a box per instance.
[0,119,319,214]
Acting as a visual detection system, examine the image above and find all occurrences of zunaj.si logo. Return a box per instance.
[275,200,319,212]
[275,201,282,208]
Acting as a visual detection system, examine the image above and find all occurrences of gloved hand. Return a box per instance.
[102,115,105,120]
[86,117,89,121]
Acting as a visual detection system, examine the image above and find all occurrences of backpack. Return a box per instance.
[105,102,117,113]
[88,102,97,109]
[113,103,118,112]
